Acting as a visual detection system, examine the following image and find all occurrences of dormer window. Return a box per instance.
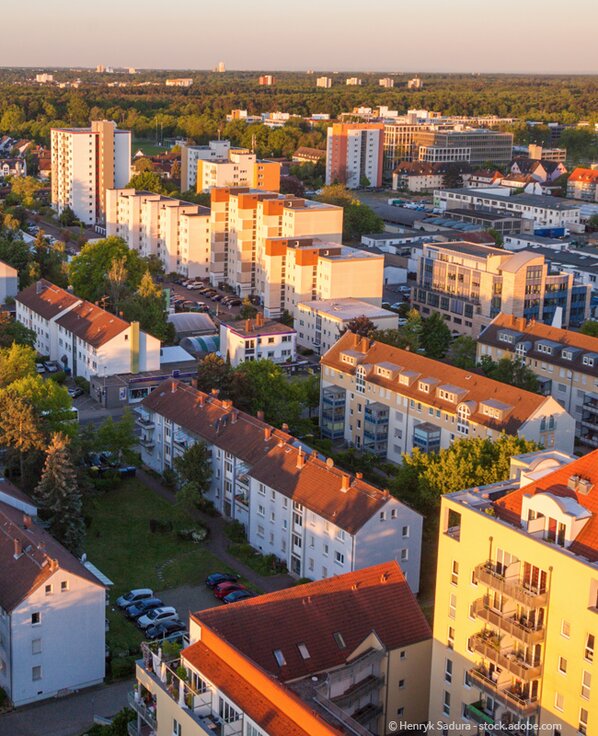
[418,381,430,393]
[537,343,553,355]
[499,332,514,344]
[583,355,595,368]
[515,343,527,358]
[562,350,572,361]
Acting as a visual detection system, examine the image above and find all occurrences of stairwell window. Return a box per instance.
[444,659,453,683]
[451,561,459,586]
[581,671,591,700]
[579,708,589,736]
[585,634,595,663]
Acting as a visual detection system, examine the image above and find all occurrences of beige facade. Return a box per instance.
[429,448,598,735]
[196,149,280,192]
[106,188,211,278]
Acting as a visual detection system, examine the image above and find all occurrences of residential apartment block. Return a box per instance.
[195,148,280,193]
[0,259,18,304]
[412,241,591,336]
[258,75,275,86]
[379,77,395,88]
[180,140,231,192]
[567,167,598,203]
[208,188,344,299]
[316,76,332,88]
[429,448,598,735]
[131,562,431,736]
[436,187,582,231]
[138,379,423,590]
[296,298,399,355]
[16,280,160,380]
[320,331,576,461]
[0,478,107,707]
[325,123,384,188]
[51,120,131,225]
[105,188,211,278]
[478,314,598,450]
[219,313,297,367]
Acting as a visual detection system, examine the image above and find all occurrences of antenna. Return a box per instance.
[251,133,256,154]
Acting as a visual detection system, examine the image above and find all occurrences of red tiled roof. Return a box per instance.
[494,449,598,561]
[193,562,431,682]
[322,331,549,434]
[56,301,129,348]
[16,280,79,321]
[568,167,598,184]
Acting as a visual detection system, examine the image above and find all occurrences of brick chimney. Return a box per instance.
[360,336,369,353]
[14,538,22,558]
[23,514,32,530]
[231,410,238,424]
[222,400,233,410]
[245,319,253,333]
[264,426,272,441]
[257,409,265,421]
[340,474,350,493]
[255,312,264,327]
[281,422,289,432]
[211,388,220,397]
[296,447,305,470]
[171,381,177,394]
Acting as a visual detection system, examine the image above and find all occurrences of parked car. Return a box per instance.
[36,363,45,374]
[145,619,187,641]
[126,597,164,620]
[397,318,408,327]
[214,582,246,600]
[226,298,242,307]
[390,302,403,312]
[43,361,59,373]
[205,572,240,589]
[68,387,84,398]
[223,590,255,605]
[186,283,203,290]
[116,588,154,610]
[211,294,224,302]
[137,606,179,629]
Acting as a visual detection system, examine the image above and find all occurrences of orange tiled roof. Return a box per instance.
[56,301,129,348]
[494,449,598,561]
[322,331,548,434]
[569,167,598,184]
[192,561,431,682]
[16,280,79,321]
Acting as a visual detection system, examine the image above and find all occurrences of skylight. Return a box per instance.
[273,649,286,667]
[297,642,311,659]
[333,632,347,649]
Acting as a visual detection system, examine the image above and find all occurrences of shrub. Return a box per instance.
[48,370,66,385]
[177,526,209,543]
[75,375,90,392]
[149,519,173,534]
[162,468,177,488]
[110,656,136,679]
[225,519,247,543]
[197,497,218,516]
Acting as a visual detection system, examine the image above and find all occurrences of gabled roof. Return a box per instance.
[322,331,549,434]
[16,280,80,321]
[0,499,104,612]
[192,562,431,682]
[494,449,598,561]
[56,301,130,348]
[569,167,598,184]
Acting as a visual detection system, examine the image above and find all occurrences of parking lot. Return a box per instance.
[165,280,245,322]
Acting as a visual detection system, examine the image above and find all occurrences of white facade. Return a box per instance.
[180,141,231,192]
[316,77,332,88]
[219,321,297,367]
[296,298,399,354]
[326,126,383,189]
[106,189,211,278]
[0,260,18,304]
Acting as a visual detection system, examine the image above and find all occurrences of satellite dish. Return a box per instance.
[326,457,334,468]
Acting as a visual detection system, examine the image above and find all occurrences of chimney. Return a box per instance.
[281,422,289,432]
[296,447,305,470]
[355,472,363,480]
[171,381,177,394]
[360,336,369,353]
[257,409,265,421]
[353,332,359,348]
[264,426,272,441]
[23,514,32,530]
[211,388,220,398]
[197,394,205,408]
[231,410,238,424]
[340,474,350,493]
[380,572,389,583]
[222,400,233,410]
[191,377,198,389]
[14,538,22,558]
[245,319,253,333]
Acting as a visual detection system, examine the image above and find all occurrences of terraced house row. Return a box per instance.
[137,378,423,591]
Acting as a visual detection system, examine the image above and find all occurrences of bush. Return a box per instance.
[177,526,209,543]
[293,577,313,586]
[225,519,247,543]
[110,656,136,679]
[162,468,177,488]
[75,375,90,392]
[197,497,218,516]
[48,370,66,385]
[149,518,173,534]
[228,542,287,576]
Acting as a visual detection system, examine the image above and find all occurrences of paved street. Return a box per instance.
[0,680,132,736]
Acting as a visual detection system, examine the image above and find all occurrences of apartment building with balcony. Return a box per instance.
[130,562,431,736]
[195,149,280,193]
[16,279,160,380]
[477,313,598,450]
[219,313,297,367]
[105,189,211,278]
[325,123,384,188]
[180,140,231,192]
[51,120,131,225]
[208,187,343,298]
[429,447,598,735]
[412,241,591,337]
[320,331,576,463]
[0,259,18,304]
[137,379,423,591]
[0,478,108,707]
[567,167,598,203]
[316,76,332,88]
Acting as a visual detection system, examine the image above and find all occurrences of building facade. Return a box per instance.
[180,140,231,192]
[105,188,211,278]
[138,379,423,591]
[325,123,384,188]
[567,168,598,203]
[0,259,18,304]
[429,448,598,735]
[320,331,576,461]
[195,149,280,193]
[50,120,131,225]
[219,313,297,367]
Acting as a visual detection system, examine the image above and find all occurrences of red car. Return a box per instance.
[214,582,246,600]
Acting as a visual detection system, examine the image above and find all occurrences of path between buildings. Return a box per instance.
[0,679,132,736]
[137,468,294,594]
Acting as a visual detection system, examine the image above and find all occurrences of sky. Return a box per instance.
[3,0,597,73]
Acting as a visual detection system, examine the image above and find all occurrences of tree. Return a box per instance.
[96,409,138,466]
[420,311,452,360]
[2,374,75,436]
[343,315,376,337]
[34,433,85,555]
[123,271,173,341]
[316,184,383,240]
[0,235,33,288]
[132,157,154,173]
[0,393,44,479]
[58,205,77,226]
[234,360,302,429]
[173,442,213,511]
[0,343,37,387]
[126,171,167,194]
[580,320,598,337]
[373,308,422,352]
[9,176,42,207]
[487,228,504,247]
[33,232,68,287]
[66,95,89,126]
[479,355,539,392]
[196,354,233,396]
[447,335,477,370]
[239,298,258,320]
[587,215,598,233]
[0,311,36,348]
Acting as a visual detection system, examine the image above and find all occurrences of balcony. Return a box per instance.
[471,634,541,680]
[128,692,156,730]
[136,415,155,429]
[139,437,155,450]
[351,702,383,726]
[331,674,384,708]
[579,434,598,448]
[474,563,548,607]
[465,700,495,726]
[469,668,539,714]
[473,598,545,646]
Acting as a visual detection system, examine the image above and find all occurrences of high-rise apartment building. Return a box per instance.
[429,447,598,735]
[208,188,343,298]
[412,241,591,336]
[325,123,384,188]
[316,76,333,88]
[346,77,362,85]
[195,148,280,193]
[408,77,423,89]
[51,120,131,225]
[179,140,231,192]
[106,189,211,278]
[379,77,395,88]
[258,75,275,86]
[320,331,576,460]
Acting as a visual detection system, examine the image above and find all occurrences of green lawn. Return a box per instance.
[132,139,169,157]
[84,479,233,654]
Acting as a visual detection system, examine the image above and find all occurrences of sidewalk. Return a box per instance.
[0,679,131,736]
[137,468,294,594]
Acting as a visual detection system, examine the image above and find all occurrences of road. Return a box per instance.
[24,211,99,252]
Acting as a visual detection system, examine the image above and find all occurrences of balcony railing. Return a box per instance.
[466,700,495,726]
[579,435,598,448]
[473,598,545,646]
[135,416,155,429]
[312,693,375,736]
[475,563,548,607]
[469,669,539,714]
[471,635,541,681]
[128,692,157,729]
[331,674,383,708]
[138,437,155,449]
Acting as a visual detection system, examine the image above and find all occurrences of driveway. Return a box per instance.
[157,583,220,621]
[0,679,132,736]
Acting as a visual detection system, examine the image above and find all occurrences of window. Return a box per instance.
[323,544,329,556]
[379,511,386,521]
[334,632,346,649]
[399,679,405,689]
[554,692,564,712]
[32,666,42,681]
[297,643,310,659]
[273,649,287,667]
[443,691,451,717]
[558,656,567,674]
[402,525,409,538]
[32,639,42,655]
[451,561,459,586]
[61,581,68,592]
[31,612,40,626]
[561,619,571,638]
[218,699,240,724]
[45,585,52,595]
[447,627,455,650]
[400,650,406,660]
[400,548,408,561]
[448,594,456,619]
[444,659,453,684]
[335,551,345,566]
[581,671,591,700]
[579,707,589,736]
[585,634,595,662]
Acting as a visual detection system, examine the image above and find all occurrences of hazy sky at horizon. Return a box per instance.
[3,0,597,73]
